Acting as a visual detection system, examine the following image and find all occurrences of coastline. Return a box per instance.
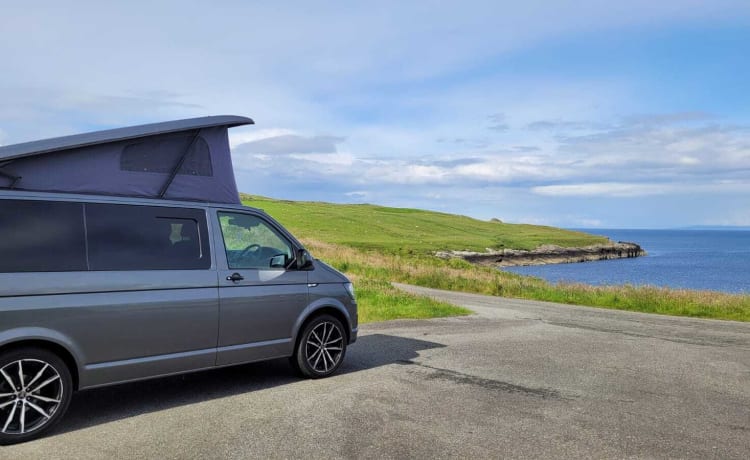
[303,238,750,323]
[436,241,646,267]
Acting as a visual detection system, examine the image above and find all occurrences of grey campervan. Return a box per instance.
[0,117,357,444]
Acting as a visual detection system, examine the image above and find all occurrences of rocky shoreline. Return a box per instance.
[436,241,646,267]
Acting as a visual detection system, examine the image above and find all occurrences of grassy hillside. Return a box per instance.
[241,195,750,322]
[242,195,608,253]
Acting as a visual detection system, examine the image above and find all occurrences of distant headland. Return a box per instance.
[436,241,646,267]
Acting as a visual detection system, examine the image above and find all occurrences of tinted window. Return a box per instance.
[120,132,213,176]
[0,199,87,272]
[218,212,293,269]
[86,203,210,270]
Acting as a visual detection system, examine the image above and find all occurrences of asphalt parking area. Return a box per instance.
[3,285,749,459]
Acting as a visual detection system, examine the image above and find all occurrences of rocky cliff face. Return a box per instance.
[436,242,646,267]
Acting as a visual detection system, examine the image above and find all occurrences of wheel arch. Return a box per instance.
[0,331,82,391]
[292,300,352,352]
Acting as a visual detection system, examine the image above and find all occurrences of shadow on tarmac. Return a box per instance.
[50,333,445,436]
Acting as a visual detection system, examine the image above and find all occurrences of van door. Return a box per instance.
[0,200,220,389]
[213,210,309,365]
[79,203,219,387]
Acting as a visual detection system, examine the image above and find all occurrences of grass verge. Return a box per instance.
[354,278,472,323]
[305,240,750,322]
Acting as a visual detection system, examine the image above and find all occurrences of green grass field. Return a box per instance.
[242,195,750,323]
[242,194,608,253]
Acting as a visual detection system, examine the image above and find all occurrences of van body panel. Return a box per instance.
[215,337,293,366]
[308,260,359,338]
[216,280,309,365]
[0,191,357,390]
[308,260,350,285]
[0,270,218,298]
[0,326,84,370]
[0,284,219,386]
[81,347,218,389]
[292,291,355,341]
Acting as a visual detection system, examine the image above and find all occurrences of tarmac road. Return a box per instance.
[3,284,749,459]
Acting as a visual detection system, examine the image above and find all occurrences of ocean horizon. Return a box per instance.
[502,229,750,294]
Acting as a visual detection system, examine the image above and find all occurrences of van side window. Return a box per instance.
[218,212,293,269]
[0,200,87,272]
[86,203,211,270]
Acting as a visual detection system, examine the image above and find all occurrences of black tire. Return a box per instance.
[292,315,347,379]
[0,347,73,445]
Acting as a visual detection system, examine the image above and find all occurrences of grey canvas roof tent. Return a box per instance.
[0,115,254,204]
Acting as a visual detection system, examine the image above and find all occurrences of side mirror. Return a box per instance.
[296,249,314,270]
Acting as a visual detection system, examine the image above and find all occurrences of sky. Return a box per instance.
[1,1,749,228]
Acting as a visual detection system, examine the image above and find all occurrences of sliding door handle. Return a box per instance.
[227,273,244,282]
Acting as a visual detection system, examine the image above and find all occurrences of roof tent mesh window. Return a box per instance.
[0,199,87,272]
[120,132,213,176]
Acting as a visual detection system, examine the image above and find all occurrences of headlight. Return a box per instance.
[344,282,355,300]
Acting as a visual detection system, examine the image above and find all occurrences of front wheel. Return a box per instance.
[0,348,73,445]
[292,315,347,378]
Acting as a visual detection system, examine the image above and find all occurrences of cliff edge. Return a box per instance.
[436,241,646,267]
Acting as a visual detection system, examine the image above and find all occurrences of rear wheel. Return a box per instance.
[292,315,347,378]
[0,348,73,445]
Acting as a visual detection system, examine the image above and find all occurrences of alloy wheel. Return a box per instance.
[0,359,64,435]
[305,321,344,374]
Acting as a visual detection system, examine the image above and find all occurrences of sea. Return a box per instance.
[502,229,750,294]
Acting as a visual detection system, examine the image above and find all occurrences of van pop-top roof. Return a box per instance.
[0,115,254,204]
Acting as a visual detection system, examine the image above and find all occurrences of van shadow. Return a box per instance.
[51,333,445,436]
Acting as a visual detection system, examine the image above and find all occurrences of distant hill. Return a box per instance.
[241,195,609,253]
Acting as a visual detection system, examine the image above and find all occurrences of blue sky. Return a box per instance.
[1,1,749,228]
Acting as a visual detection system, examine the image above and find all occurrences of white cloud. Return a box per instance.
[532,182,671,197]
[532,181,750,197]
[227,114,750,200]
[344,191,370,200]
[556,121,750,181]
[714,210,750,226]
[234,134,346,156]
[229,129,297,148]
[288,152,355,166]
